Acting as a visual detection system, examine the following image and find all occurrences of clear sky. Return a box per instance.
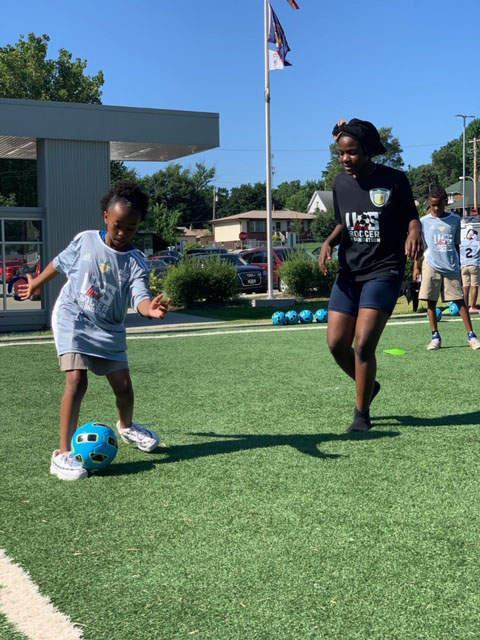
[2,0,479,189]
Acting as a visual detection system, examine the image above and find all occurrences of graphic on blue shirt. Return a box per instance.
[52,230,151,360]
[422,214,461,275]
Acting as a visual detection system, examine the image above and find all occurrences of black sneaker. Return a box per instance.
[346,407,372,433]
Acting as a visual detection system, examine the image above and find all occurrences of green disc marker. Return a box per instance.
[384,348,406,356]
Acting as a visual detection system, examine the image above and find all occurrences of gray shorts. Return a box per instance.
[59,353,129,376]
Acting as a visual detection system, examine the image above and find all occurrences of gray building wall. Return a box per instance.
[37,139,110,315]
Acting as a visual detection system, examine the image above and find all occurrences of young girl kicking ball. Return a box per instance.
[18,180,171,480]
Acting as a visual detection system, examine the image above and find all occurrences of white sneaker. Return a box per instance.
[116,421,159,452]
[50,450,88,480]
[427,337,441,350]
[469,336,480,350]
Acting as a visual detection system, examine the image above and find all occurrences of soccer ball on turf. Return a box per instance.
[449,302,459,316]
[272,311,286,325]
[436,307,442,321]
[315,309,328,323]
[285,310,299,325]
[299,309,313,324]
[71,422,118,470]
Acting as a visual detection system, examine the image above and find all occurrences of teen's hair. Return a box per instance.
[429,185,448,203]
[101,180,149,221]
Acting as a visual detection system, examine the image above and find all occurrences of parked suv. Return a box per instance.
[188,253,267,294]
[186,247,228,256]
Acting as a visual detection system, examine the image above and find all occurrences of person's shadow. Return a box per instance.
[373,410,480,429]
[98,429,400,476]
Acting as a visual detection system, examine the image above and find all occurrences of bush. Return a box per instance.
[277,251,338,298]
[163,257,239,307]
[148,270,164,297]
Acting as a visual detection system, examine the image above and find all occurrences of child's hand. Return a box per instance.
[16,274,34,301]
[148,294,171,319]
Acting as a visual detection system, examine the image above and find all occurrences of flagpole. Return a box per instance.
[264,0,274,299]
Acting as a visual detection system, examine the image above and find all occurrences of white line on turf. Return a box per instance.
[0,549,84,640]
[0,316,475,347]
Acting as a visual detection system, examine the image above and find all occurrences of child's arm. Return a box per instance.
[412,257,422,281]
[137,294,171,319]
[16,260,59,300]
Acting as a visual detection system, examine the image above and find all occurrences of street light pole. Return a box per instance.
[456,114,475,217]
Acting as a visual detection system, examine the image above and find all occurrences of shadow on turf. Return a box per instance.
[96,431,401,475]
[151,429,400,464]
[373,409,480,428]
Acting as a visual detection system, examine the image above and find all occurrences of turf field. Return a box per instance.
[2,316,480,639]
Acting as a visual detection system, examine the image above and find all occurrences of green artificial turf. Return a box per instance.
[1,317,480,639]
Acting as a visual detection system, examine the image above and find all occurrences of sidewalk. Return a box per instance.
[125,308,222,332]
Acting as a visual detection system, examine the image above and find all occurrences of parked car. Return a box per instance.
[9,262,42,300]
[152,254,179,266]
[154,249,182,260]
[186,247,228,256]
[188,253,267,294]
[240,247,318,291]
[0,259,25,282]
[146,258,171,277]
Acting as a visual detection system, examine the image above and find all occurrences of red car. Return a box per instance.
[0,259,25,282]
[239,247,298,292]
[9,262,41,300]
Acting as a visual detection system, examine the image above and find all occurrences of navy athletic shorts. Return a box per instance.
[328,275,403,317]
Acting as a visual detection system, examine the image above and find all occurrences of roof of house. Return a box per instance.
[210,210,314,224]
[176,226,209,237]
[445,180,480,208]
[307,190,334,212]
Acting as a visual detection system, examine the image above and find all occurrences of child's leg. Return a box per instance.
[106,368,134,429]
[426,300,438,333]
[59,370,88,452]
[353,308,389,413]
[456,299,474,333]
[471,286,479,309]
[327,310,357,379]
[463,284,470,306]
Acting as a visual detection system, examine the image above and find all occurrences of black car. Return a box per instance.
[186,247,228,256]
[189,253,267,293]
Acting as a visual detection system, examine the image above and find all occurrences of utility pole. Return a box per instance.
[456,114,475,217]
[212,186,216,220]
[469,137,478,213]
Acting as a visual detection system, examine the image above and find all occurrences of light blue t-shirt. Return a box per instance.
[422,213,461,276]
[52,230,151,360]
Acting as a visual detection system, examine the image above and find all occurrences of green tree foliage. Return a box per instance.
[406,164,440,204]
[140,163,215,227]
[311,208,336,242]
[215,182,266,218]
[0,193,16,206]
[0,33,104,206]
[110,161,138,186]
[322,127,405,189]
[141,202,181,248]
[430,119,480,187]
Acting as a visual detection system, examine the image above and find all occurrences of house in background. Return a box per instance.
[210,210,315,250]
[307,190,334,214]
[177,226,212,250]
[445,179,480,216]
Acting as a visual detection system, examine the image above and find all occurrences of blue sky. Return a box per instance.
[2,0,479,189]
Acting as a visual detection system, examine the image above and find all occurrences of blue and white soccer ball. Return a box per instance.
[71,422,118,470]
[272,311,286,325]
[315,309,328,323]
[299,309,313,324]
[436,307,442,321]
[449,302,459,316]
[285,310,299,325]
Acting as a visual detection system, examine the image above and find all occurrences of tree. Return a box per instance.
[140,162,215,227]
[311,209,336,242]
[142,203,181,248]
[0,193,16,207]
[406,164,440,204]
[110,161,138,186]
[0,33,105,206]
[322,126,405,188]
[215,182,266,218]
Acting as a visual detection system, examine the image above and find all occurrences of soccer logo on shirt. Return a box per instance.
[369,188,391,207]
[346,211,380,243]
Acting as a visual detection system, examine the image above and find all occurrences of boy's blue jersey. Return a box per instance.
[52,230,151,360]
[421,213,461,275]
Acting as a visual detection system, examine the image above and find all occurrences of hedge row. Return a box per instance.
[277,251,338,298]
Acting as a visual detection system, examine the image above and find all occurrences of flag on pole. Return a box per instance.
[286,0,300,9]
[268,3,292,66]
[268,49,285,70]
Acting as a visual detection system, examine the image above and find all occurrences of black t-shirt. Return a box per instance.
[333,164,419,281]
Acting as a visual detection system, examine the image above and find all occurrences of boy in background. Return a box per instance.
[413,187,480,351]
[460,226,480,312]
